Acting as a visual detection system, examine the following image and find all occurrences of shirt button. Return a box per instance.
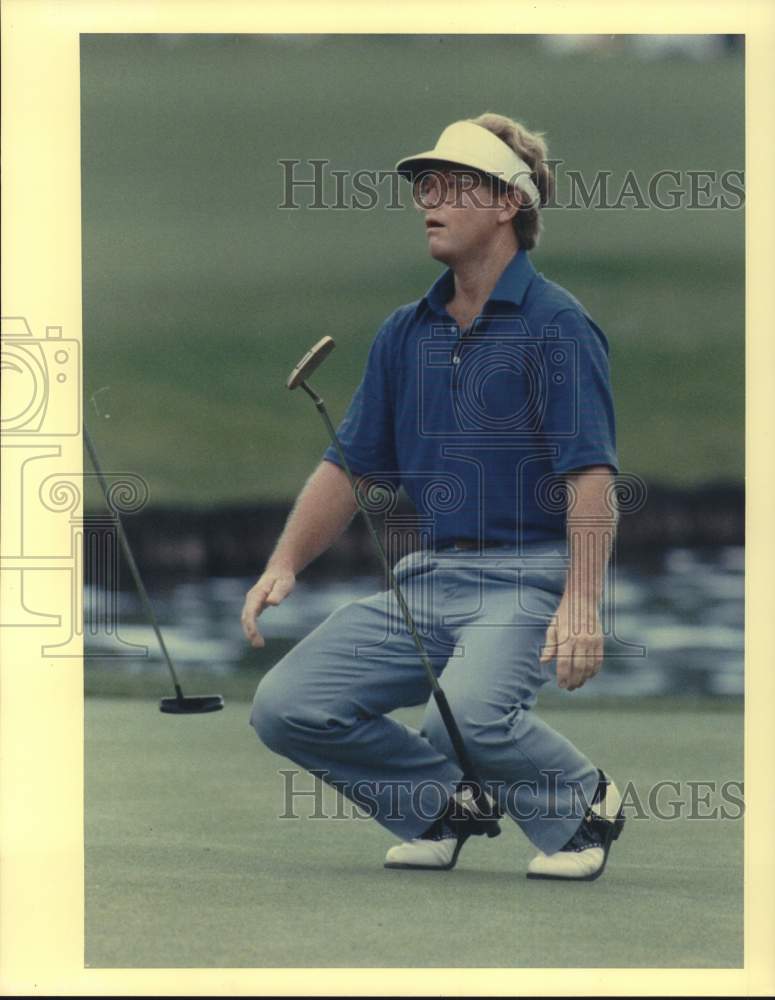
[452,356,461,365]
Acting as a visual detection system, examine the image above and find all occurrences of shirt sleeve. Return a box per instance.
[321,320,401,490]
[540,307,619,475]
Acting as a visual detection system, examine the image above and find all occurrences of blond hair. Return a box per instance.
[468,111,554,250]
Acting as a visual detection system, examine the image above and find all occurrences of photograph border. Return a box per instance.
[1,1,773,995]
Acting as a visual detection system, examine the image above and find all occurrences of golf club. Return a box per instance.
[83,423,224,715]
[286,336,500,837]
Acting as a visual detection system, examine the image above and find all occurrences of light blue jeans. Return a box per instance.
[250,542,600,854]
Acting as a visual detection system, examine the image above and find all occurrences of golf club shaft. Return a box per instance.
[83,423,185,701]
[300,381,482,784]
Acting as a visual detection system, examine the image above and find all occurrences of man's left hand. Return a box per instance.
[539,591,604,691]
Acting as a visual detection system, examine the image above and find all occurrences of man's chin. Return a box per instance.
[427,241,457,266]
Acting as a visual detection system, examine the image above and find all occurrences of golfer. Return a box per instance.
[243,113,624,880]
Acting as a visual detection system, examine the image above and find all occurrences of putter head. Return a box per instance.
[286,336,336,390]
[159,694,224,715]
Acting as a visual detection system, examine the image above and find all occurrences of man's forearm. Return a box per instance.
[266,460,360,576]
[563,466,618,606]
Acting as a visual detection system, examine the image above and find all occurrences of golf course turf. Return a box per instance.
[85,695,743,968]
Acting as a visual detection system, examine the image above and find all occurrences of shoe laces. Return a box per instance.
[560,770,612,852]
[560,816,605,853]
[419,814,458,841]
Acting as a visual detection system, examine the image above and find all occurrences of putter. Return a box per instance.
[286,336,500,837]
[84,424,224,715]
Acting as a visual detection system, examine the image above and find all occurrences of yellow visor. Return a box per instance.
[395,120,541,207]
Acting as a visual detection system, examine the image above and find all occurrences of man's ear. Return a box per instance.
[497,185,521,224]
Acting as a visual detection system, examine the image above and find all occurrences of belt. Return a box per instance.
[438,538,507,551]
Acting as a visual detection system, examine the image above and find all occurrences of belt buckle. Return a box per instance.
[454,537,482,551]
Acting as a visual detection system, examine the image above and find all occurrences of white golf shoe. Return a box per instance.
[384,785,498,871]
[526,770,625,882]
[384,831,468,871]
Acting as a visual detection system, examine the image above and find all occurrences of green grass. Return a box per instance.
[80,36,744,507]
[85,695,743,968]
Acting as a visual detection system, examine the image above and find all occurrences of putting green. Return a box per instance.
[86,695,743,968]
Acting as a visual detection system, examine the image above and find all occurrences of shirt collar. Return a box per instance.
[419,248,536,319]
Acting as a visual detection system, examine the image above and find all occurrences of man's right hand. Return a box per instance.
[241,567,296,648]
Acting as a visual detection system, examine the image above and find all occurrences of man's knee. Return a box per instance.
[421,695,520,766]
[249,671,296,754]
[249,661,352,754]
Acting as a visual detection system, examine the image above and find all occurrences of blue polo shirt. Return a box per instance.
[322,249,618,550]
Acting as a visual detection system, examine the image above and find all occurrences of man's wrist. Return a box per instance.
[564,581,604,609]
[265,554,297,576]
[564,518,615,604]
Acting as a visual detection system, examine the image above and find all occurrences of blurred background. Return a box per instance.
[81,34,745,701]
